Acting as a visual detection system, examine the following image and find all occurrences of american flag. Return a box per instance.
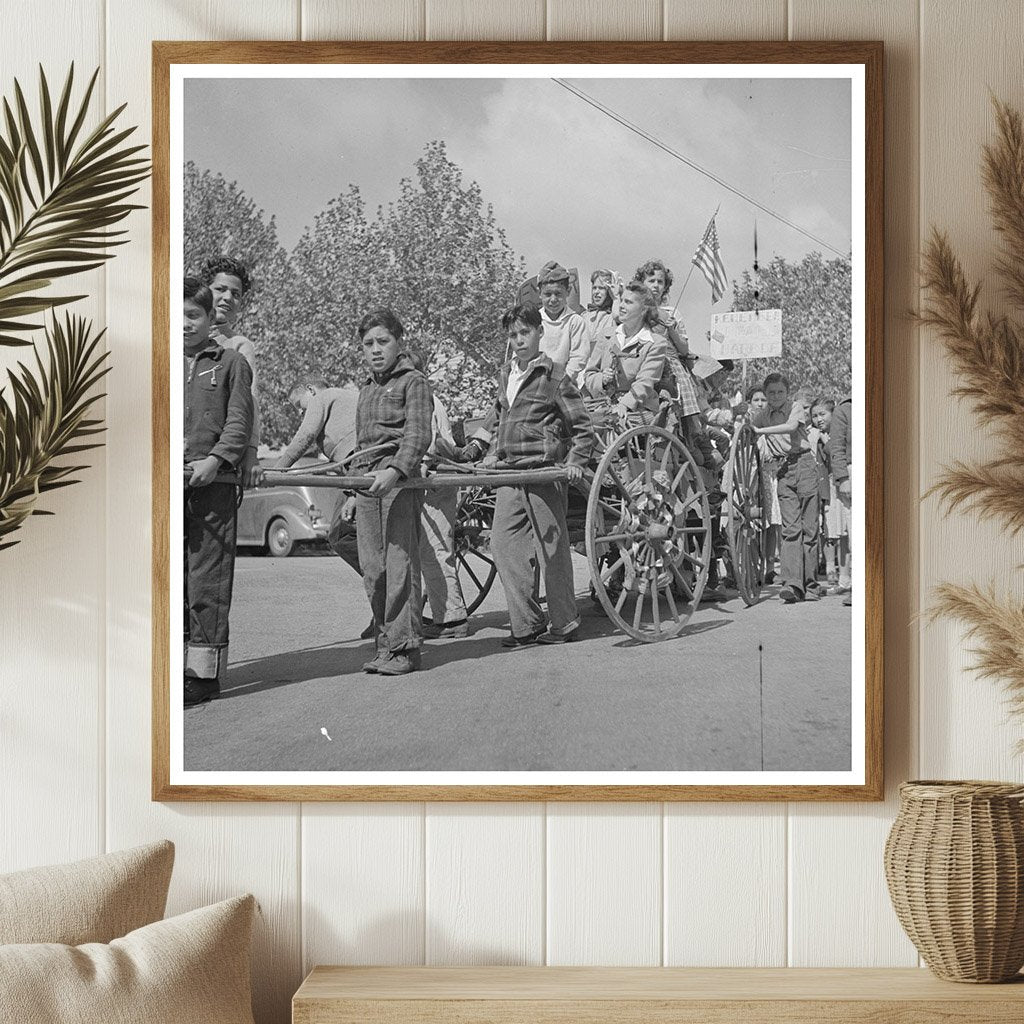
[692,216,728,304]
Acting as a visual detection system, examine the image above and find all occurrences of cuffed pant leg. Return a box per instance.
[491,485,545,637]
[419,489,467,624]
[185,482,238,681]
[524,482,579,634]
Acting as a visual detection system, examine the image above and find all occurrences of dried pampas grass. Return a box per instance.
[920,97,1024,729]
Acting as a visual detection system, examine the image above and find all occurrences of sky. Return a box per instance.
[184,74,852,341]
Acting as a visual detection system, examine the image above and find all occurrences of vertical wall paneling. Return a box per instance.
[546,804,661,964]
[0,0,106,874]
[663,0,787,40]
[425,0,544,41]
[302,805,425,969]
[297,0,429,1000]
[424,803,544,964]
[546,1,662,40]
[302,0,425,40]
[918,0,1024,780]
[103,4,302,1022]
[787,0,921,967]
[655,2,787,970]
[664,805,786,965]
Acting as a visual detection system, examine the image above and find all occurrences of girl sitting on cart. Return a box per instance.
[582,281,670,423]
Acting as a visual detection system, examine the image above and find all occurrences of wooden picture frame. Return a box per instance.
[153,41,883,801]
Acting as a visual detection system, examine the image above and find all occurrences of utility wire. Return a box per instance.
[552,78,849,259]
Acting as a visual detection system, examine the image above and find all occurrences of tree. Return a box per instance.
[729,252,852,401]
[183,162,298,445]
[293,141,526,420]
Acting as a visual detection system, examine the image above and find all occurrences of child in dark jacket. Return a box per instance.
[183,277,254,706]
[460,304,596,646]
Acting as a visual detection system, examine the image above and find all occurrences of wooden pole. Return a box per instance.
[196,468,570,491]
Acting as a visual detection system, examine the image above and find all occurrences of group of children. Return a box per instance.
[741,379,853,605]
[182,256,854,690]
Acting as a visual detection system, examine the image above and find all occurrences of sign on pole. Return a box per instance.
[706,308,783,359]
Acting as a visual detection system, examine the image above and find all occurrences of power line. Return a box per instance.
[552,78,849,259]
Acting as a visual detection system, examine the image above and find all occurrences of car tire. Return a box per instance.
[266,517,294,558]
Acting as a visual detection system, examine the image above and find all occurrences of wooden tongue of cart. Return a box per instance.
[203,409,767,643]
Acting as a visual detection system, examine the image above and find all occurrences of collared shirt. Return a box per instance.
[506,358,533,407]
[751,401,811,458]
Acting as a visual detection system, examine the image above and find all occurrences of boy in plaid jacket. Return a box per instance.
[460,304,596,646]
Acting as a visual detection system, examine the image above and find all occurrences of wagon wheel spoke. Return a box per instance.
[596,531,637,546]
[632,588,645,631]
[605,464,635,503]
[664,581,681,623]
[651,573,661,633]
[458,553,484,592]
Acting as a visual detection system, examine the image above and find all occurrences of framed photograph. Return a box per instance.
[153,41,882,801]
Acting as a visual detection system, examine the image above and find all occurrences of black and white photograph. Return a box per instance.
[163,49,875,795]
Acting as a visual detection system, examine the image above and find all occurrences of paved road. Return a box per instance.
[184,548,853,773]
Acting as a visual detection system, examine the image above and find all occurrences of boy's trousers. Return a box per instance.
[419,489,468,625]
[776,451,821,594]
[491,481,580,638]
[184,481,238,681]
[356,487,423,652]
[327,499,362,575]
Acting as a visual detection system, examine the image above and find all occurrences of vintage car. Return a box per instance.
[236,459,343,557]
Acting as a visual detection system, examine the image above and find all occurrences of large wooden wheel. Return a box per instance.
[585,424,711,642]
[453,486,498,615]
[725,421,767,606]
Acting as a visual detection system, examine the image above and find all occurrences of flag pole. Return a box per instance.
[671,203,721,316]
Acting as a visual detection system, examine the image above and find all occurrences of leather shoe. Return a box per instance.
[377,650,421,675]
[422,619,469,639]
[536,629,577,645]
[501,628,545,648]
[184,677,218,707]
[362,651,388,673]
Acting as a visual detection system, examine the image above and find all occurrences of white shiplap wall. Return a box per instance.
[3,2,1023,1022]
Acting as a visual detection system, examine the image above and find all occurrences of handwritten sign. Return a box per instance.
[707,309,783,359]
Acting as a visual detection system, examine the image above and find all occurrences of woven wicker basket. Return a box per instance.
[885,780,1024,982]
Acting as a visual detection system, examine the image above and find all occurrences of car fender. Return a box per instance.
[265,505,320,543]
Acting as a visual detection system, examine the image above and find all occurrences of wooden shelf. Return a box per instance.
[293,966,1024,1023]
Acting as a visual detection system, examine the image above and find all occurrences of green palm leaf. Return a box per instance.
[0,64,150,346]
[0,312,110,548]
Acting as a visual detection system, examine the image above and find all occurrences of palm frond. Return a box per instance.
[0,64,149,346]
[0,312,110,548]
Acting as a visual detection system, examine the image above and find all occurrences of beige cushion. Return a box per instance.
[0,840,174,945]
[0,894,256,1024]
